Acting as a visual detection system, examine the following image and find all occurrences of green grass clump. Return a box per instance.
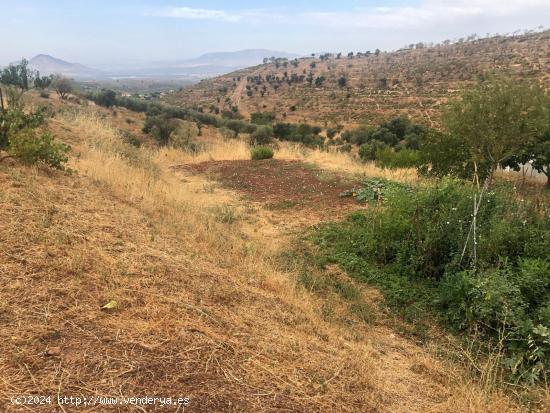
[250,146,274,160]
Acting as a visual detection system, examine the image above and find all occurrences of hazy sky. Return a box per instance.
[1,0,549,66]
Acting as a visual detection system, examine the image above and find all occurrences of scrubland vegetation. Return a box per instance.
[319,179,550,383]
[1,36,550,412]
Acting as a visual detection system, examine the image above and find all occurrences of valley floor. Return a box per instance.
[0,103,542,412]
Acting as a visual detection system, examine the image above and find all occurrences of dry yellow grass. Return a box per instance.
[0,107,539,412]
[156,127,418,184]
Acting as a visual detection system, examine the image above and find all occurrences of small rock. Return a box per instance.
[46,346,61,357]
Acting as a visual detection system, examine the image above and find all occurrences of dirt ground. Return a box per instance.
[175,159,360,213]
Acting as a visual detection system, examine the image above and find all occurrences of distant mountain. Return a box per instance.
[27,54,102,78]
[16,50,300,80]
[135,49,301,77]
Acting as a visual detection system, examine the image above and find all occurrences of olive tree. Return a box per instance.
[503,93,550,188]
[51,75,73,99]
[443,76,546,184]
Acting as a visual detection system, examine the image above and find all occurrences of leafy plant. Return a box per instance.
[0,87,69,170]
[8,129,69,170]
[441,76,546,182]
[250,146,274,160]
[317,179,550,382]
[374,147,420,169]
[249,125,274,146]
[340,178,411,202]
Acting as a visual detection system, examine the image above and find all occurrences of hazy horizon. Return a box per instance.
[1,0,549,67]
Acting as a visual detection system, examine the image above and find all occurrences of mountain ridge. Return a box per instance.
[27,54,102,78]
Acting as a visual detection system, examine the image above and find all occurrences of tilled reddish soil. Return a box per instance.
[174,159,359,209]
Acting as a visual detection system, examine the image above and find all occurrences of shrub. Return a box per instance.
[221,109,243,119]
[116,96,150,112]
[272,122,323,147]
[120,131,141,147]
[93,89,117,108]
[375,147,421,169]
[168,120,202,153]
[439,262,550,383]
[8,129,69,170]
[219,126,237,139]
[0,88,68,170]
[338,76,347,88]
[417,130,481,179]
[342,117,428,149]
[0,89,45,148]
[251,112,275,125]
[142,115,175,145]
[249,125,274,146]
[51,75,73,100]
[338,143,352,153]
[358,141,387,161]
[326,128,337,139]
[315,179,550,381]
[225,119,253,135]
[250,146,274,160]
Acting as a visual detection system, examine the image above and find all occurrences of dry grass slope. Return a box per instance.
[0,105,536,412]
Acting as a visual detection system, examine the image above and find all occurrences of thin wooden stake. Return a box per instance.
[473,194,477,269]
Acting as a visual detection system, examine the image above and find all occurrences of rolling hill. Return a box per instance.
[167,30,550,127]
[27,54,103,78]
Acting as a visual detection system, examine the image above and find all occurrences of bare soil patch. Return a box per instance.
[175,159,359,211]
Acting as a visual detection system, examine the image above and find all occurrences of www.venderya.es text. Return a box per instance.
[10,395,190,409]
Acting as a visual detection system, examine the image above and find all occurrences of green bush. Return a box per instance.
[168,119,202,153]
[314,179,550,382]
[272,122,324,147]
[418,130,491,180]
[439,261,550,383]
[120,130,141,147]
[142,115,176,145]
[375,147,421,169]
[250,146,274,160]
[0,88,45,148]
[342,117,428,148]
[0,87,69,170]
[326,127,337,139]
[90,89,117,108]
[249,125,274,146]
[219,126,237,139]
[8,129,69,170]
[251,112,275,125]
[358,141,387,161]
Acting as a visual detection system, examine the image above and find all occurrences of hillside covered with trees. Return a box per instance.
[167,30,550,127]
